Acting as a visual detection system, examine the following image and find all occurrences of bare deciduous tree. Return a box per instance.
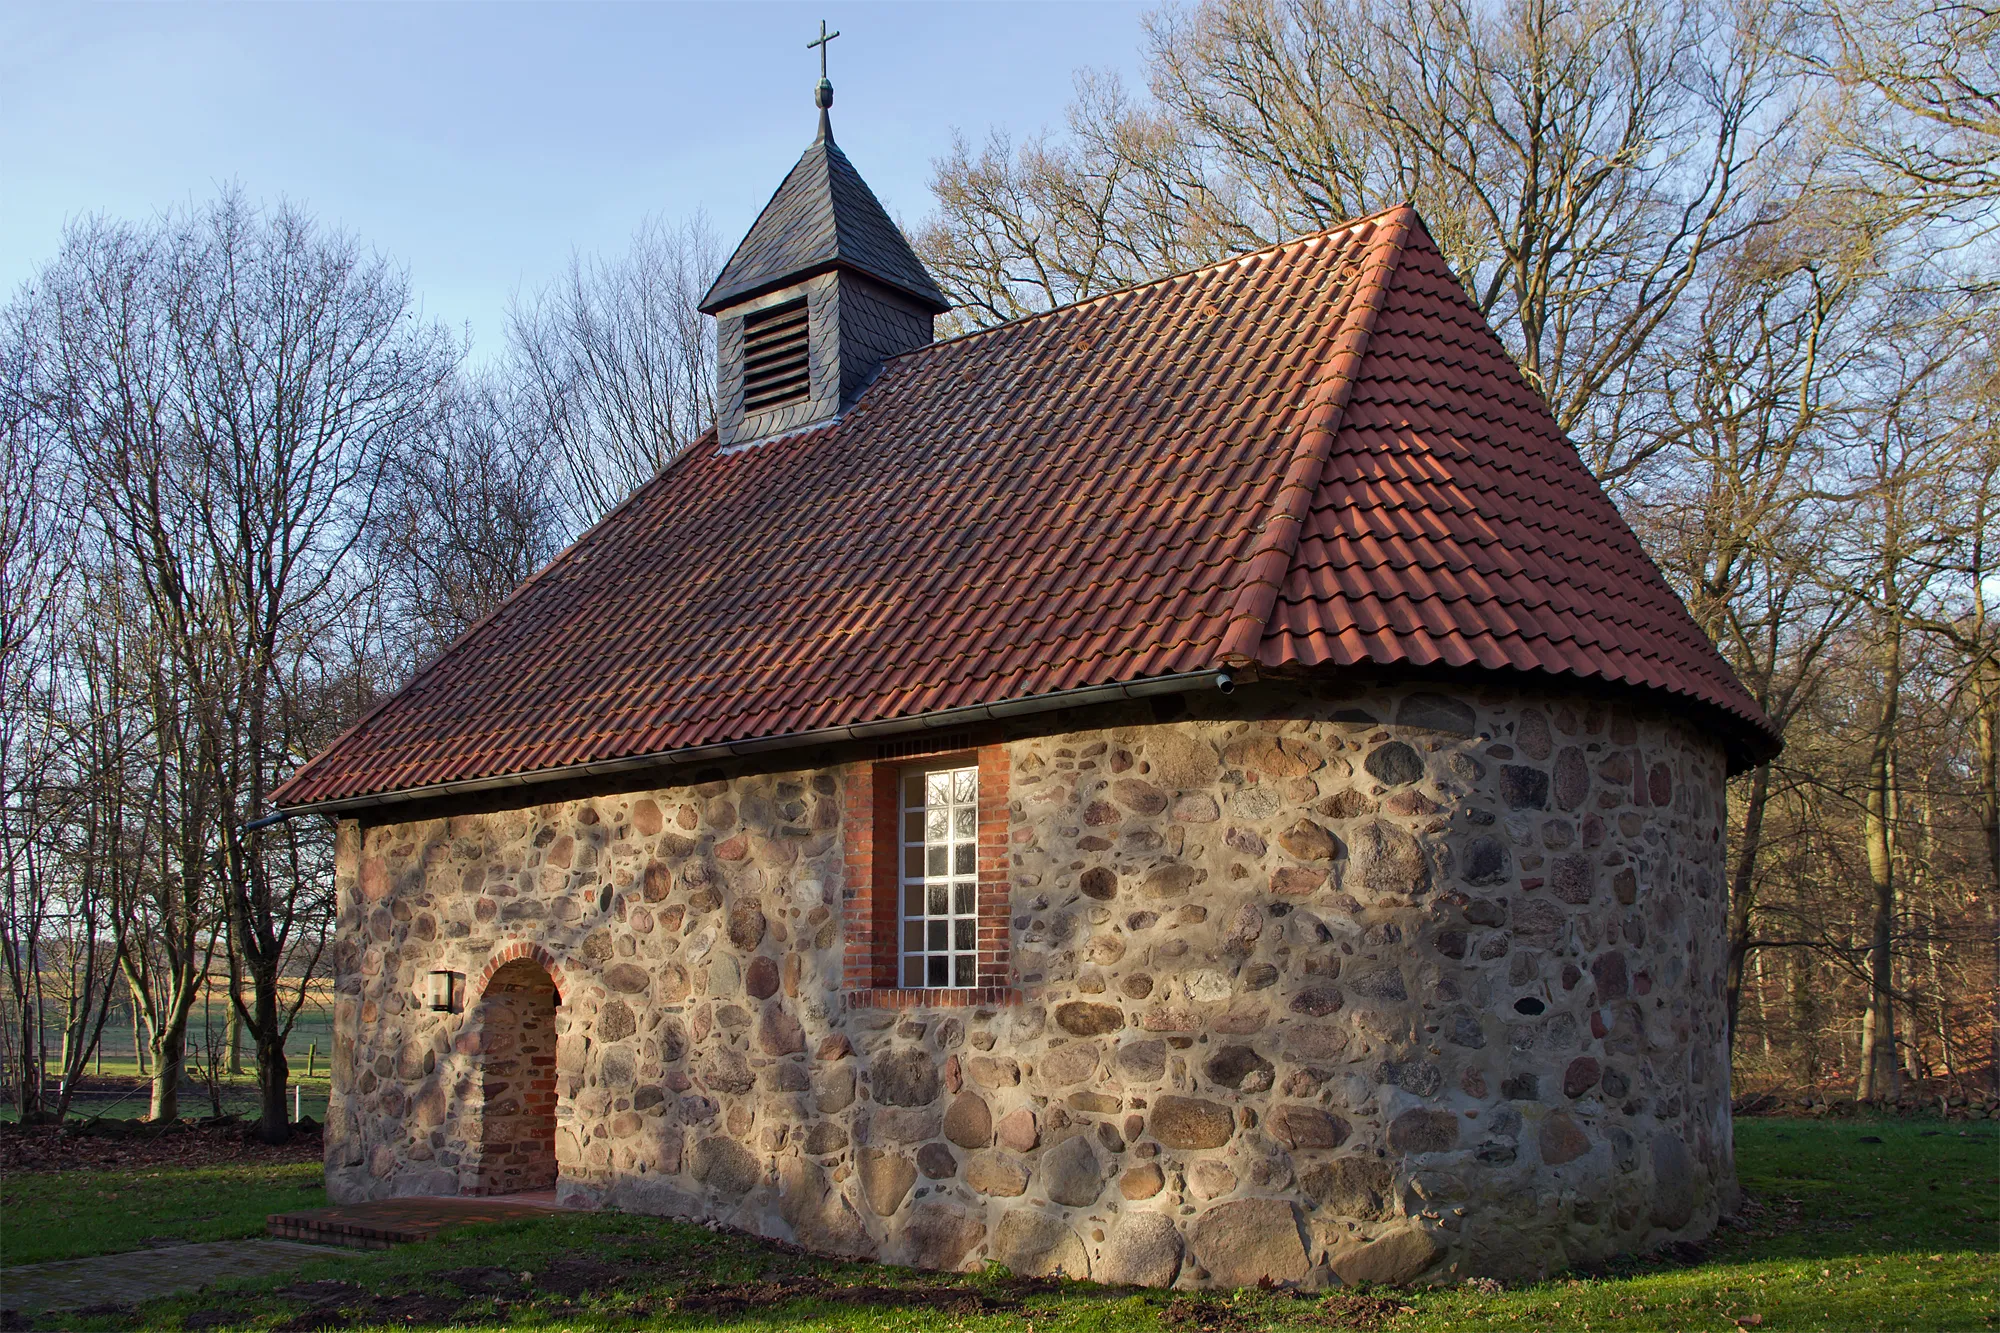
[1893,312,2000,1089]
[16,191,456,1139]
[508,214,719,530]
[1630,191,1885,1045]
[928,0,1803,480]
[1810,0,2000,225]
[921,74,1248,326]
[1825,295,1979,1101]
[371,376,564,673]
[0,335,83,1118]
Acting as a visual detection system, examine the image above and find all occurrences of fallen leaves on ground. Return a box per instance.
[0,1117,321,1174]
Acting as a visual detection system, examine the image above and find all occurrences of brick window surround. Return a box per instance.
[843,743,1014,1007]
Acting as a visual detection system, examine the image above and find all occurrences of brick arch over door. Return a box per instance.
[473,941,568,1004]
[469,954,561,1195]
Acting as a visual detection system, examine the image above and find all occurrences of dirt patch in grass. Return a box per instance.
[178,1311,247,1332]
[1298,1293,1417,1329]
[1162,1296,1262,1331]
[519,1257,645,1299]
[270,1282,366,1305]
[230,1285,469,1333]
[269,1311,351,1333]
[1162,1292,1410,1333]
[364,1291,469,1325]
[433,1268,517,1295]
[665,1274,1052,1318]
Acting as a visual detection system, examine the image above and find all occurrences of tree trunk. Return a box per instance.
[1754,948,1772,1060]
[1788,953,1817,1086]
[1858,619,1901,1103]
[1858,832,1898,1102]
[1927,926,1958,1086]
[229,912,294,1144]
[253,970,290,1142]
[56,995,74,1093]
[225,953,244,1076]
[148,1020,185,1122]
[1974,657,2000,1096]
[12,995,42,1119]
[1899,950,1924,1083]
[1724,763,1773,1049]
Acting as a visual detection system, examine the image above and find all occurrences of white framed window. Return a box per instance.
[900,762,979,988]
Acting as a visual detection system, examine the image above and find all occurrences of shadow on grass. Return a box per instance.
[16,1116,1996,1333]
[41,1215,1408,1333]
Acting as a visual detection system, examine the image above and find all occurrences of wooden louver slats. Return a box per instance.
[743,299,811,412]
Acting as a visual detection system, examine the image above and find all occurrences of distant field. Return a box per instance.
[7,983,336,1122]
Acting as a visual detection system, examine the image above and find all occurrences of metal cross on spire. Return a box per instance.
[808,19,839,135]
[808,19,840,81]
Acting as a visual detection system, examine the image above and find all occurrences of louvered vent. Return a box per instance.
[742,298,811,413]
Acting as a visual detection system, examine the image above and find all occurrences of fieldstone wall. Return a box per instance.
[324,678,1735,1286]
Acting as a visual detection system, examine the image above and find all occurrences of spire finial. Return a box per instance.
[808,19,839,139]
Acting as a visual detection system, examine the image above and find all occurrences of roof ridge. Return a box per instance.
[1215,209,1417,665]
[272,198,1777,813]
[891,204,1424,366]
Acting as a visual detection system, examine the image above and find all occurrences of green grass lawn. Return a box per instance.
[0,1160,326,1265]
[3,1117,1993,1332]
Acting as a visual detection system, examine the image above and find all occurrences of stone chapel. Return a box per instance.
[274,70,1780,1288]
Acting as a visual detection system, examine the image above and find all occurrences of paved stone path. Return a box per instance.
[1,1239,357,1317]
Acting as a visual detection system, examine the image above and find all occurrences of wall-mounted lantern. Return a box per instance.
[426,970,463,1013]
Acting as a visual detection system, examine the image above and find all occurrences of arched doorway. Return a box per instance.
[473,957,560,1195]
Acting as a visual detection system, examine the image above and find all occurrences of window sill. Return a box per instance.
[845,986,1019,1009]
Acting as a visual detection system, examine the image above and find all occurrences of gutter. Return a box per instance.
[268,667,1246,822]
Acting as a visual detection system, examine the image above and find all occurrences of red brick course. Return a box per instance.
[472,941,568,1004]
[469,955,559,1195]
[842,743,1016,1007]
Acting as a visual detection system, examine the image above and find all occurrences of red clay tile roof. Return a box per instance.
[275,207,1775,810]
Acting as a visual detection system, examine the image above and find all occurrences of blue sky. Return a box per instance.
[1,2,1149,359]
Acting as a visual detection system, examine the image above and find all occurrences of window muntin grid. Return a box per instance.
[899,763,979,988]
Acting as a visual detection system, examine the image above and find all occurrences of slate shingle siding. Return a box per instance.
[834,276,935,407]
[715,272,936,448]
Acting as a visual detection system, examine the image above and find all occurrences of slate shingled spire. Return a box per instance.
[698,91,949,316]
[700,58,949,447]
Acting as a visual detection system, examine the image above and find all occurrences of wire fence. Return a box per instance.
[3,974,337,1121]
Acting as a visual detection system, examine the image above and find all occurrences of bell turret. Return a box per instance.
[701,57,949,447]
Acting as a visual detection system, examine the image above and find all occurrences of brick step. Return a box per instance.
[267,1193,571,1249]
[266,1212,421,1250]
